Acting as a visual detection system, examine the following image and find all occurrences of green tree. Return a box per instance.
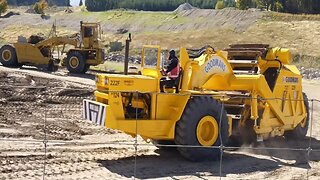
[0,0,8,17]
[33,0,48,14]
[256,0,281,11]
[285,0,300,13]
[215,0,224,9]
[79,0,83,6]
[225,0,236,7]
[256,0,268,10]
[274,1,283,12]
[85,0,217,12]
[237,0,254,10]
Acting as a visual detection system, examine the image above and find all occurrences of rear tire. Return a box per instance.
[66,51,85,73]
[175,96,229,161]
[0,45,19,67]
[285,92,310,139]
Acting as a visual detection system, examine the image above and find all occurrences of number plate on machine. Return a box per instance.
[83,100,107,127]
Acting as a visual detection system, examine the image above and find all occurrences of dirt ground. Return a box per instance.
[0,66,319,180]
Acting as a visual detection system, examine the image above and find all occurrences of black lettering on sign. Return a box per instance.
[124,80,134,86]
[110,80,120,86]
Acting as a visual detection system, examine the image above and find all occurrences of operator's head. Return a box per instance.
[169,49,176,60]
[169,49,175,56]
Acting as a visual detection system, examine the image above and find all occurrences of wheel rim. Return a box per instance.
[196,116,219,146]
[69,56,79,68]
[2,50,12,61]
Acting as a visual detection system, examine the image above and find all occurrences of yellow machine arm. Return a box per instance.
[35,36,80,48]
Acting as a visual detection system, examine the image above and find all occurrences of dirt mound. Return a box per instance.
[174,3,196,13]
[25,8,36,14]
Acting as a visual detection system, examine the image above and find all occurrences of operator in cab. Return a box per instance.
[160,49,180,92]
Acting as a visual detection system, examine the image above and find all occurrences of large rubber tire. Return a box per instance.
[0,45,19,67]
[82,64,90,73]
[284,92,310,139]
[175,96,229,161]
[66,51,86,73]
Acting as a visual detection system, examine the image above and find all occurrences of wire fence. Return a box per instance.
[0,87,319,179]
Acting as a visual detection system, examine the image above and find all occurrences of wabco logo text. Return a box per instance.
[204,58,226,73]
[283,77,298,84]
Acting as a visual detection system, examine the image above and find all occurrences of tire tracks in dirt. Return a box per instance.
[0,145,142,180]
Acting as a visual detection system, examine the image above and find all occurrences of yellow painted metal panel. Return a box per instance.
[96,74,158,92]
[14,43,50,65]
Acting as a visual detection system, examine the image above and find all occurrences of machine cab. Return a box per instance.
[80,22,102,49]
[140,45,183,93]
[140,45,167,79]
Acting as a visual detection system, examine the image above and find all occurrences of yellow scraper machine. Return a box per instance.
[83,44,309,161]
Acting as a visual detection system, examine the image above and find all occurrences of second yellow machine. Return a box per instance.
[84,44,309,161]
[0,22,105,73]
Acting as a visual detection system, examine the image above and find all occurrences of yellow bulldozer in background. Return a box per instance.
[0,21,105,73]
[83,44,309,161]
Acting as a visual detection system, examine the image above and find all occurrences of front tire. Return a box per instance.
[0,45,19,67]
[66,51,86,73]
[82,64,90,73]
[175,96,229,161]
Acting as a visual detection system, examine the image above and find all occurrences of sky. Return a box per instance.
[70,0,85,6]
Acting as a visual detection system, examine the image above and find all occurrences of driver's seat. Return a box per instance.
[164,68,183,93]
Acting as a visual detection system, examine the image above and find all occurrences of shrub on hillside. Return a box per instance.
[236,0,254,10]
[215,0,225,9]
[33,0,48,14]
[109,42,123,52]
[0,0,8,17]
